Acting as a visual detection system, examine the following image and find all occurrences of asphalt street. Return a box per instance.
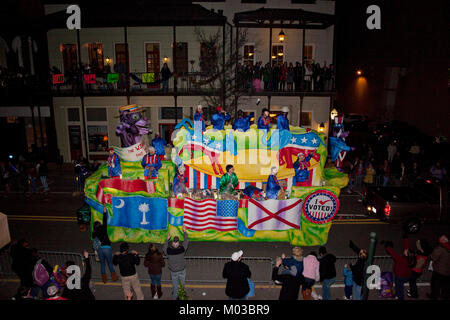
[0,167,447,300]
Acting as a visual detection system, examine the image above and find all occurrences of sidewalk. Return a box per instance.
[0,276,432,301]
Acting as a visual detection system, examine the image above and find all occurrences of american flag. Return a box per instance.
[183,198,238,232]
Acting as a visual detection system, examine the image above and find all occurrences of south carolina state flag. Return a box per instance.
[110,196,168,230]
[247,198,302,231]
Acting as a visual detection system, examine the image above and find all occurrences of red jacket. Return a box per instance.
[403,238,428,274]
[386,246,412,278]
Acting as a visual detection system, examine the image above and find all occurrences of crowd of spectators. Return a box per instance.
[237,60,335,93]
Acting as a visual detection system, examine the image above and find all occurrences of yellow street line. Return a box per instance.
[1,279,271,289]
[8,215,76,219]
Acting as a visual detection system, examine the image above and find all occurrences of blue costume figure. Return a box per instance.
[107,148,121,178]
[152,134,167,161]
[194,104,206,132]
[173,166,188,197]
[266,167,281,199]
[257,108,271,130]
[276,106,290,131]
[141,147,162,180]
[243,185,263,200]
[329,137,352,162]
[211,105,231,130]
[293,152,313,186]
[233,110,254,132]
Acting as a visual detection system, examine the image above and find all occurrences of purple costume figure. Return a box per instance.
[115,104,150,147]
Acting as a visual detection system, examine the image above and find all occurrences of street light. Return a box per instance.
[318,123,325,132]
[278,30,285,43]
[356,69,363,76]
[330,108,338,120]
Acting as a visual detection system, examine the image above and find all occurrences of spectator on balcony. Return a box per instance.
[161,63,172,93]
[262,63,271,91]
[257,108,271,130]
[271,62,280,92]
[294,62,303,91]
[312,62,321,92]
[305,63,313,91]
[279,62,288,91]
[211,105,230,131]
[287,63,294,92]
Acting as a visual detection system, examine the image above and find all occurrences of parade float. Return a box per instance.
[84,105,348,246]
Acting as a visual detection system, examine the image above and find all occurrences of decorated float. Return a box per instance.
[84,105,348,246]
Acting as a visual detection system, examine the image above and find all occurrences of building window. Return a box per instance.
[159,107,183,120]
[61,44,78,74]
[146,43,161,88]
[304,45,314,65]
[115,43,128,73]
[243,45,254,66]
[88,125,108,152]
[175,42,188,75]
[300,112,312,127]
[272,45,284,65]
[88,43,104,73]
[67,108,80,122]
[86,108,107,122]
[200,42,217,74]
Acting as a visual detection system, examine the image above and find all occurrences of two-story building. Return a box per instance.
[44,0,336,163]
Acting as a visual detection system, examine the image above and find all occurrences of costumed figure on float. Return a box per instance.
[142,146,162,180]
[328,114,353,171]
[107,147,121,178]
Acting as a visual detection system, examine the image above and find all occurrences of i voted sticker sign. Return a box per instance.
[303,190,339,224]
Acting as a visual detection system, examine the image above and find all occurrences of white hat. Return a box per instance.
[297,152,305,157]
[282,106,289,113]
[47,285,58,297]
[231,250,243,261]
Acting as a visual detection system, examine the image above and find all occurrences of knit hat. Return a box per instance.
[216,105,223,112]
[231,250,243,261]
[282,106,289,113]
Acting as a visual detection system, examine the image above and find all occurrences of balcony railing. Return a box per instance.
[1,71,336,97]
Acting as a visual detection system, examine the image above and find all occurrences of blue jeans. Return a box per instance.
[31,280,52,299]
[150,274,162,286]
[345,285,353,299]
[394,276,409,300]
[98,246,115,275]
[322,277,335,300]
[170,269,186,299]
[352,281,362,300]
[40,176,49,192]
[162,79,169,92]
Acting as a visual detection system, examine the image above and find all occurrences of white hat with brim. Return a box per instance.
[231,250,243,261]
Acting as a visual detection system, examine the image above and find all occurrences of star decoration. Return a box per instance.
[290,137,297,144]
[301,137,308,144]
[312,138,318,144]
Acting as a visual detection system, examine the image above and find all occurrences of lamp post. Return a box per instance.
[330,108,338,121]
[278,30,285,43]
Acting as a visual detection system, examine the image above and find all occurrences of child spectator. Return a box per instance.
[343,264,353,300]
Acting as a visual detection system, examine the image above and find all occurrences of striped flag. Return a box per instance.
[183,198,238,232]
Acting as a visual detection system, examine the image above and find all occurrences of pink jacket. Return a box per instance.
[302,255,320,281]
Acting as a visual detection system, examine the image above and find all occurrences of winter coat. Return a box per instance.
[223,261,251,299]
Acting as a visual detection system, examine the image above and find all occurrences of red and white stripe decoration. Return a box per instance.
[183,198,237,232]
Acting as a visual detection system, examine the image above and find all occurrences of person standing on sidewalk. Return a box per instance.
[144,243,165,299]
[163,227,189,299]
[272,257,301,300]
[62,250,95,300]
[113,242,144,300]
[36,159,49,194]
[93,207,118,283]
[404,237,432,299]
[318,246,337,300]
[223,250,252,300]
[343,264,353,300]
[428,235,450,300]
[384,240,411,300]
[348,240,368,300]
[301,251,320,300]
